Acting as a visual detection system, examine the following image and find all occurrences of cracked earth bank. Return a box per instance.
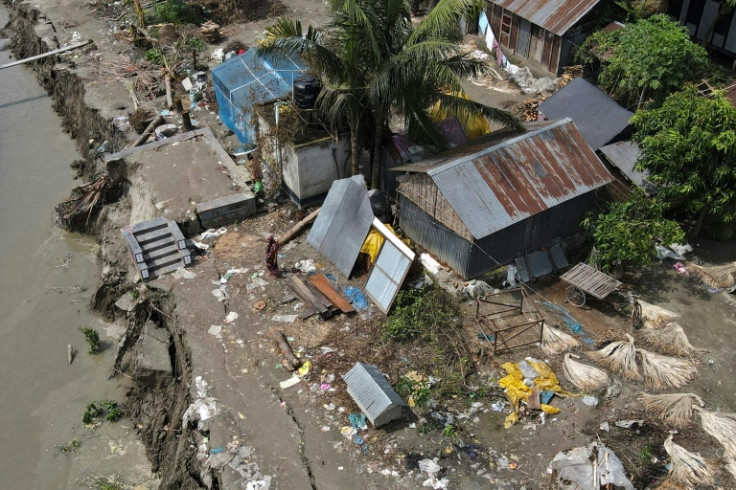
[0,0,381,488]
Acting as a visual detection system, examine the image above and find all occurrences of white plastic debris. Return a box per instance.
[548,443,634,490]
[212,288,229,302]
[506,264,518,287]
[199,227,228,240]
[224,312,239,323]
[419,459,441,475]
[279,375,300,389]
[582,395,599,407]
[271,314,297,323]
[173,268,197,279]
[208,325,222,338]
[294,259,316,274]
[420,253,443,275]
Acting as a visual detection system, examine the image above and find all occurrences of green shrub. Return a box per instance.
[79,327,101,354]
[383,287,455,342]
[154,0,203,24]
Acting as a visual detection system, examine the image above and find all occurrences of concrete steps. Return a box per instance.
[122,217,191,280]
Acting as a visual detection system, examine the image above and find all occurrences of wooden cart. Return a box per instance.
[560,262,642,328]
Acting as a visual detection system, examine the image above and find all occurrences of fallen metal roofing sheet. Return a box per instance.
[515,242,568,282]
[420,119,612,240]
[364,219,415,314]
[306,175,373,278]
[538,78,633,150]
[598,140,651,189]
[343,362,405,424]
[490,0,601,36]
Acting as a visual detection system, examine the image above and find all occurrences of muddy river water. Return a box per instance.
[0,7,153,489]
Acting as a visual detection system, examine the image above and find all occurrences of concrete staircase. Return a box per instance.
[122,217,192,280]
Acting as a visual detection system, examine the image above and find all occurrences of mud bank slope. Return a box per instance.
[1,2,200,487]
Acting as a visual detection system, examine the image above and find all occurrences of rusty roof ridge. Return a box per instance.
[426,118,574,177]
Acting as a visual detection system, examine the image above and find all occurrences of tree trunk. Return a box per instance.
[350,124,360,177]
[370,121,384,189]
[691,207,708,238]
[132,0,146,28]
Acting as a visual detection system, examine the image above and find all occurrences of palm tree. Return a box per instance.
[258,0,521,188]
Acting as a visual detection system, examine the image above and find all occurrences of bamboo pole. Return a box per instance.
[277,207,321,246]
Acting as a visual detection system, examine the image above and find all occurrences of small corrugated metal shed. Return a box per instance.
[539,78,633,150]
[212,50,305,143]
[490,0,601,36]
[394,119,613,278]
[343,362,405,427]
[307,175,374,278]
[599,140,652,190]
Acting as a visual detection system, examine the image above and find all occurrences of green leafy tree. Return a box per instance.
[583,191,685,270]
[579,15,709,109]
[632,87,736,235]
[258,0,520,187]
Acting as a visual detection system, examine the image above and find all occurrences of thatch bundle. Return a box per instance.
[562,354,610,392]
[586,334,639,381]
[699,409,736,457]
[637,300,679,329]
[541,323,581,355]
[663,435,719,487]
[639,392,704,427]
[636,323,700,356]
[686,261,736,289]
[638,349,697,390]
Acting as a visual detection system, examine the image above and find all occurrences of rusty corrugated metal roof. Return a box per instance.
[490,0,601,36]
[412,119,612,240]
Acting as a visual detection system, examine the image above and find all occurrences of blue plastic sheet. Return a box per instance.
[343,286,368,310]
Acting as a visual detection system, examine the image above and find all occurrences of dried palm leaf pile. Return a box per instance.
[541,323,581,355]
[638,349,697,390]
[587,334,639,381]
[639,392,704,427]
[636,323,701,356]
[663,434,719,487]
[637,300,679,329]
[687,261,736,290]
[563,354,610,392]
[698,409,736,457]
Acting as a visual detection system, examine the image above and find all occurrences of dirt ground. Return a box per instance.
[5,0,736,488]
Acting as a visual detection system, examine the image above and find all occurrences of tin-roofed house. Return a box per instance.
[394,119,614,279]
[343,362,406,428]
[485,0,613,75]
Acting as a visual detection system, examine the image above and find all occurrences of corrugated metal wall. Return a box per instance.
[400,192,597,279]
[398,196,475,278]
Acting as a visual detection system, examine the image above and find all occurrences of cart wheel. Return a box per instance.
[566,286,586,307]
[631,301,643,329]
[610,291,628,312]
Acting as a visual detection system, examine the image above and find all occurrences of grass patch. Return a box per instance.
[79,327,101,354]
[83,400,123,425]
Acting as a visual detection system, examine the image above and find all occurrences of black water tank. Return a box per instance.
[293,75,321,110]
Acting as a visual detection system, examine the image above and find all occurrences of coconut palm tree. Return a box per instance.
[258,0,521,188]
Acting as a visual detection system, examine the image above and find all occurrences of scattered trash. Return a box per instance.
[173,268,197,280]
[548,443,634,490]
[191,240,210,250]
[200,227,228,240]
[271,314,297,323]
[297,360,312,377]
[253,300,266,311]
[477,333,495,341]
[600,421,610,432]
[224,312,239,324]
[674,262,688,274]
[208,325,222,339]
[340,426,357,439]
[320,383,332,391]
[320,346,338,354]
[212,288,229,302]
[498,359,568,428]
[350,413,367,430]
[294,259,316,274]
[279,375,300,389]
[419,459,448,489]
[615,419,644,429]
[343,286,368,310]
[112,115,129,131]
[490,401,506,412]
[320,425,331,432]
[582,395,598,407]
[183,397,219,430]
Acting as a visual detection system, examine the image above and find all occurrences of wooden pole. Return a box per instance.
[164,72,174,110]
[276,207,321,246]
[0,40,92,70]
[128,115,163,148]
[273,331,301,371]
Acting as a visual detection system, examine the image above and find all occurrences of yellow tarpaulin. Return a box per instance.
[429,91,491,140]
[360,224,408,264]
[498,360,568,428]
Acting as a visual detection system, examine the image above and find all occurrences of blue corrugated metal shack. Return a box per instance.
[211,50,305,143]
[393,119,614,279]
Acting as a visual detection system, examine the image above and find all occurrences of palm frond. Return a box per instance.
[638,349,697,390]
[542,324,581,355]
[411,0,482,44]
[586,334,639,381]
[563,354,610,392]
[698,409,736,458]
[639,392,704,427]
[636,323,701,356]
[637,299,679,328]
[664,435,719,487]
